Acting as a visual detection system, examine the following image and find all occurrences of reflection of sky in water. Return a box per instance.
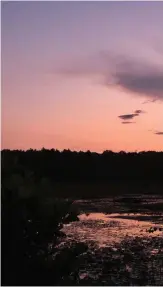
[62,197,163,285]
[63,212,163,247]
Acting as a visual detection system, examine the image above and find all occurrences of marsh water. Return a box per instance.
[63,195,163,247]
[62,194,163,285]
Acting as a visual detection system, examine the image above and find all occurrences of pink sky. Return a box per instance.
[2,2,163,152]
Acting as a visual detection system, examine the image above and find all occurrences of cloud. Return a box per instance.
[56,50,163,101]
[154,131,163,135]
[103,52,163,101]
[142,98,158,104]
[118,109,145,124]
[121,121,135,124]
[114,70,163,100]
[149,129,163,135]
[118,113,139,120]
[134,110,145,114]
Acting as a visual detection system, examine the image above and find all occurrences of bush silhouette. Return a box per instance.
[1,169,85,285]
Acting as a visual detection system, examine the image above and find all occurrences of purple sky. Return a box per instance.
[2,1,163,152]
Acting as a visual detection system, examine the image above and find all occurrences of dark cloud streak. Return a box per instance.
[121,121,135,124]
[134,110,145,114]
[154,131,163,135]
[118,113,139,120]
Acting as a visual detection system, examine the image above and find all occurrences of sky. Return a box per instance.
[2,1,163,152]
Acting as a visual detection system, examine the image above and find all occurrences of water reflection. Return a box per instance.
[63,212,163,247]
[62,197,163,285]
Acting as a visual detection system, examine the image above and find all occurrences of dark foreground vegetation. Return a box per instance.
[1,149,163,285]
[2,175,88,285]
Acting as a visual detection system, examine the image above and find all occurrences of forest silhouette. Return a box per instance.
[2,149,163,184]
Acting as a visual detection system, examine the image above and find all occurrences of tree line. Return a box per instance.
[2,149,163,183]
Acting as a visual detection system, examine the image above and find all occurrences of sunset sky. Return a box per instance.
[2,1,163,152]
